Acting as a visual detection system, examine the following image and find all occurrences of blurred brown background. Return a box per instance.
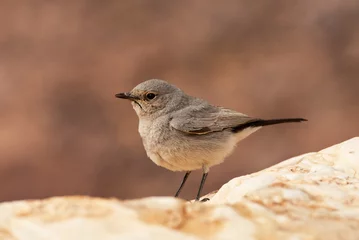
[1,0,358,202]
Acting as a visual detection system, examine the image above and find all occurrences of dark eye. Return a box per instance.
[145,93,156,100]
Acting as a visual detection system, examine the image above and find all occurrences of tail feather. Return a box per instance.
[231,118,307,133]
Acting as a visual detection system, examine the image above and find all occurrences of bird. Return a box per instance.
[115,79,307,201]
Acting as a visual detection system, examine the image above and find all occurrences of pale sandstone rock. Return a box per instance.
[0,137,358,240]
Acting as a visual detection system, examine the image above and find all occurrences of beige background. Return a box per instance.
[1,1,358,201]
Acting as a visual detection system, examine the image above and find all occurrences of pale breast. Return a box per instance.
[138,117,261,172]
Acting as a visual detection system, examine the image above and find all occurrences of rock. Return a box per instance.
[1,137,358,240]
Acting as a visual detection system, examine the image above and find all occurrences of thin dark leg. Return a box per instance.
[174,171,191,197]
[195,172,208,201]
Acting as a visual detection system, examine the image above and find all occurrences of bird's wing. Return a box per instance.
[170,105,254,135]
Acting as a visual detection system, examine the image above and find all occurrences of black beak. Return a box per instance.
[115,92,139,100]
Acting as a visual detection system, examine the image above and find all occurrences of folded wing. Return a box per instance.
[170,105,254,135]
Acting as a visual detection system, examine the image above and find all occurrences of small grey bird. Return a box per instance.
[115,79,307,201]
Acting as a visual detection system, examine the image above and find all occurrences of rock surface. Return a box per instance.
[1,137,358,240]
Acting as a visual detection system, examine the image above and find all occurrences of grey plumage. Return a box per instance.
[116,79,307,201]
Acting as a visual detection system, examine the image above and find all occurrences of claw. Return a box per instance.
[200,197,210,202]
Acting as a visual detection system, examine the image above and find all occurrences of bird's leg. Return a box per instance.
[174,171,191,198]
[195,167,209,201]
[195,172,208,201]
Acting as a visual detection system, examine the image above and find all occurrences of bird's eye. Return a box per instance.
[145,93,156,100]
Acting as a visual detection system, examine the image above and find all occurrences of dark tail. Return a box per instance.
[231,118,307,133]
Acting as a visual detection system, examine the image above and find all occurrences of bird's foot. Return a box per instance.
[200,197,210,202]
